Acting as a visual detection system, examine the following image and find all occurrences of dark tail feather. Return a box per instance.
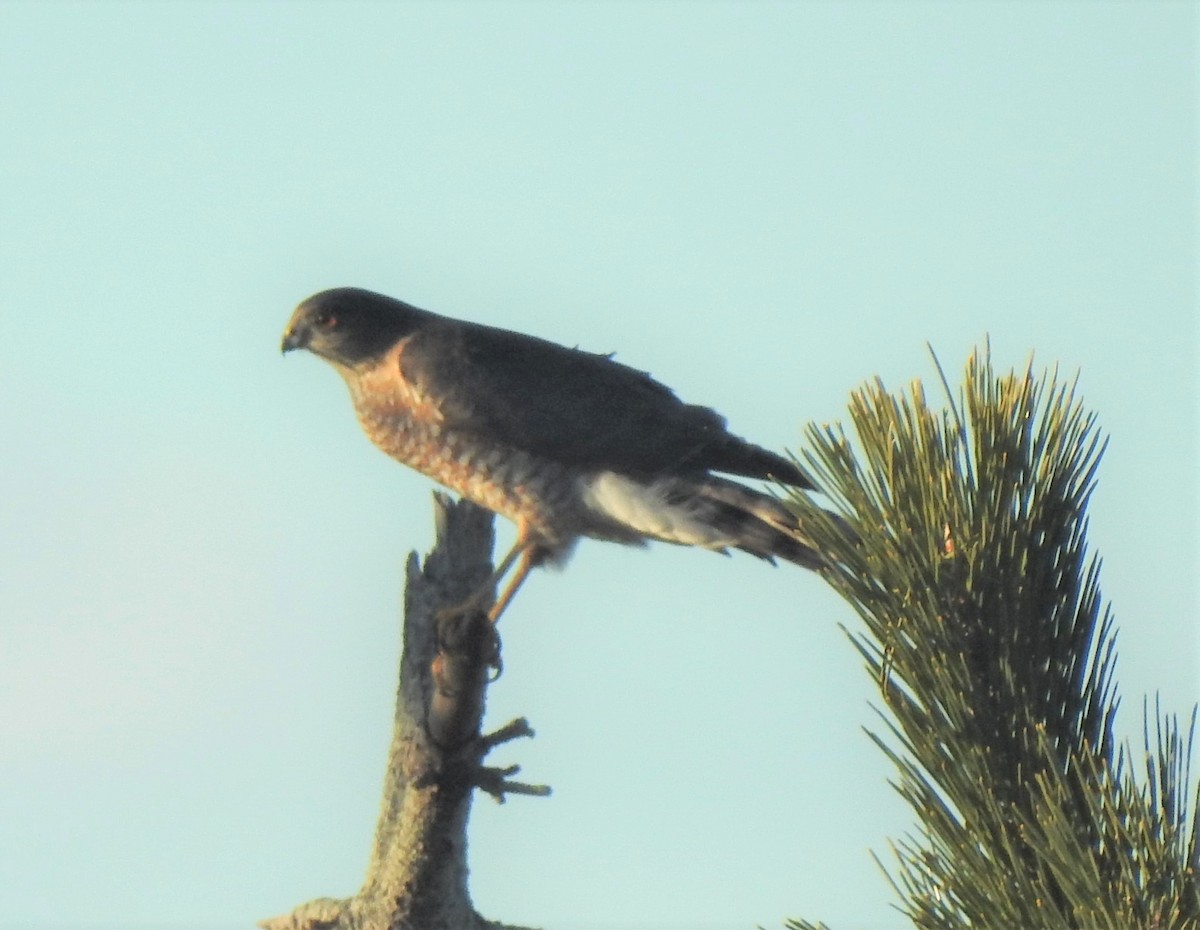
[699,437,814,489]
[686,476,831,571]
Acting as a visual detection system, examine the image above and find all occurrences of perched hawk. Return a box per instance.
[282,287,827,620]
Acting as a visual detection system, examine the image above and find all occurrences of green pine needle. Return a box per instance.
[785,344,1199,930]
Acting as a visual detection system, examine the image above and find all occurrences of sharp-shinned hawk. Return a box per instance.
[282,287,829,620]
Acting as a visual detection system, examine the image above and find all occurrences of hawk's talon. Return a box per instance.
[427,603,502,748]
[433,592,490,628]
[434,592,503,670]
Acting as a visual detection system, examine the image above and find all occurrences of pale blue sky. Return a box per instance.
[1,3,1195,929]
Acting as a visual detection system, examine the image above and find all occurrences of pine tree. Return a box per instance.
[786,346,1199,930]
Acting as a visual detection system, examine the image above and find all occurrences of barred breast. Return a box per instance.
[343,365,585,557]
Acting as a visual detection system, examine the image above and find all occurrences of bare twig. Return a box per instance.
[260,496,545,930]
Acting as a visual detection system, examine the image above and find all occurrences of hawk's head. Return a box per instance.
[281,288,431,367]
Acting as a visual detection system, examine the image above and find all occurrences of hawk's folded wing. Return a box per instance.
[397,319,810,487]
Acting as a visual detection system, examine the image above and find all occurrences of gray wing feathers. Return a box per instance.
[399,320,810,485]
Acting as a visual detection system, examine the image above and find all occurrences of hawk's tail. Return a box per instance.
[683,475,830,570]
[582,471,842,571]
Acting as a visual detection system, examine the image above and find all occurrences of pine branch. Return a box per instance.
[786,345,1199,930]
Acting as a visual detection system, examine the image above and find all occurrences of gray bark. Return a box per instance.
[260,495,543,930]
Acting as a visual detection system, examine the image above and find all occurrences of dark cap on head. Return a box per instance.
[281,288,432,366]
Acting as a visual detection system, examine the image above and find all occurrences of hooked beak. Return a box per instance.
[280,326,307,355]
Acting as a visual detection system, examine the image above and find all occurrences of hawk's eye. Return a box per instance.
[313,311,338,330]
